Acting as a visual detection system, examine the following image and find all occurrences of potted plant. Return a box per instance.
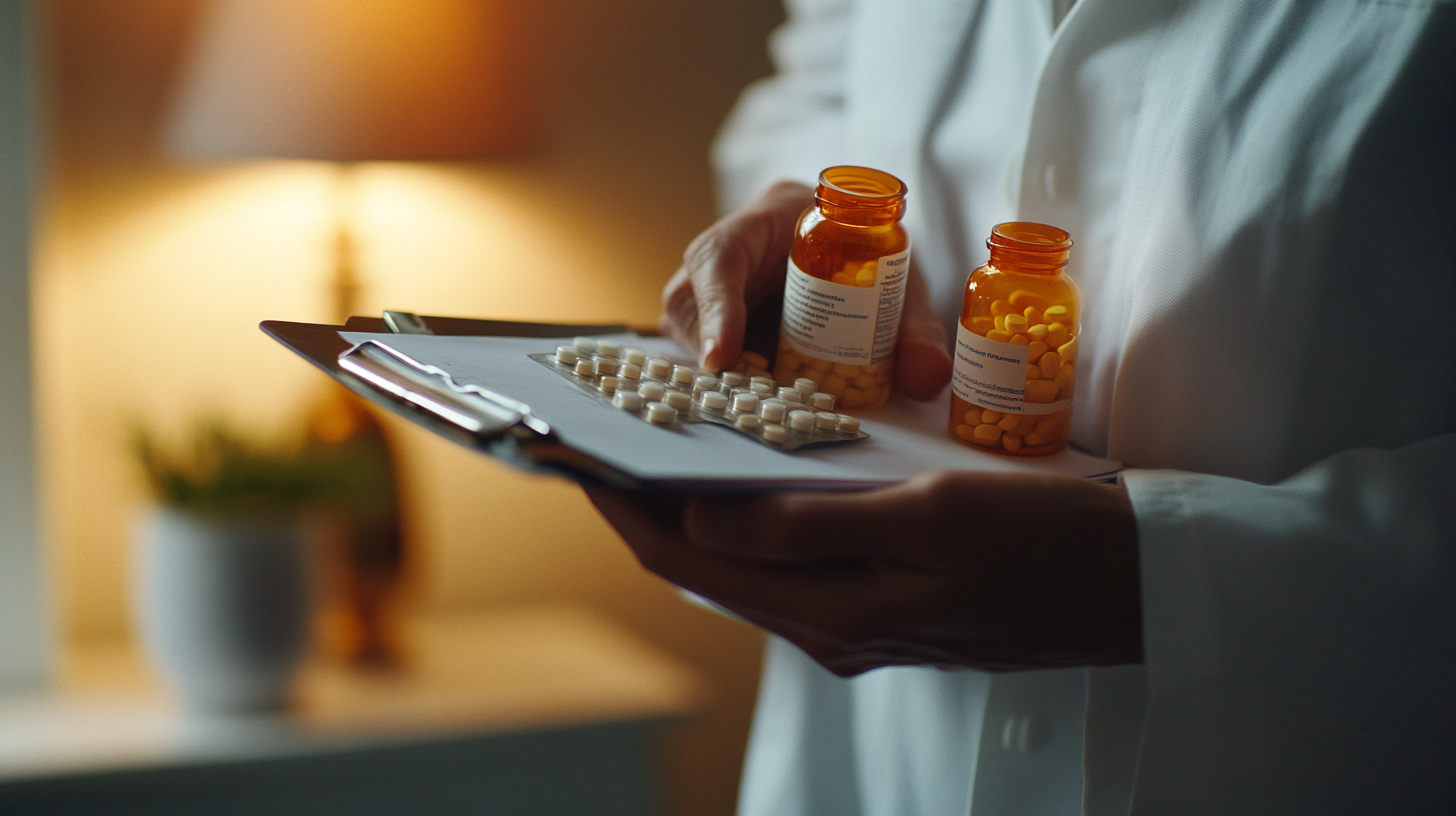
[132,422,333,714]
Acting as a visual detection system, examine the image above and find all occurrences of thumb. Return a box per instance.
[893,262,952,400]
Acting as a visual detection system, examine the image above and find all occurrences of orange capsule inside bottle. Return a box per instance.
[949,222,1079,455]
[772,166,911,411]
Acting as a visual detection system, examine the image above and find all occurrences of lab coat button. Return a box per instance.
[1001,714,1052,754]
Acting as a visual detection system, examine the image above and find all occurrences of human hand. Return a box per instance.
[660,181,952,399]
[586,470,1142,676]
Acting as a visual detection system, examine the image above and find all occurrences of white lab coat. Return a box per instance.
[714,1,1456,813]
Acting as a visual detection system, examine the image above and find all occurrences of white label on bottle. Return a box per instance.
[780,247,911,366]
[951,324,1073,415]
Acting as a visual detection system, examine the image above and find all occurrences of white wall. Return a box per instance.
[0,0,47,691]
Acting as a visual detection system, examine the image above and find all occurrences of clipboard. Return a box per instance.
[262,314,650,489]
[262,314,1124,492]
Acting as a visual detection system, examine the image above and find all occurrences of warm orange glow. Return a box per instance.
[347,163,661,325]
[40,1,780,805]
[166,0,532,161]
[35,160,668,645]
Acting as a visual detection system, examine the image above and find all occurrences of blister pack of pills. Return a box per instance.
[528,337,869,451]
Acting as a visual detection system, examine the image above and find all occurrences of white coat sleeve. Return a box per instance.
[1123,433,1456,813]
[711,0,852,213]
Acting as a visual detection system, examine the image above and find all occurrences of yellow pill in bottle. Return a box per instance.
[948,222,1080,456]
[1039,351,1063,380]
[1045,322,1070,349]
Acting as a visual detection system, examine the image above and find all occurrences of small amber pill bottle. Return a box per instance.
[772,166,911,411]
[949,222,1080,456]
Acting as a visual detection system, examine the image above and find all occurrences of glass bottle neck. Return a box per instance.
[815,165,906,227]
[985,222,1071,275]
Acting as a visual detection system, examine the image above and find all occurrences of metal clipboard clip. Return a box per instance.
[339,339,551,440]
[336,340,639,488]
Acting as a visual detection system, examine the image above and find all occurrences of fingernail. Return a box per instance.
[701,337,720,371]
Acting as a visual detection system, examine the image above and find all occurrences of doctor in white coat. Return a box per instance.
[587,1,1456,813]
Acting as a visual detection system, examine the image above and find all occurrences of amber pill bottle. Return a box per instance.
[772,166,911,411]
[949,222,1080,455]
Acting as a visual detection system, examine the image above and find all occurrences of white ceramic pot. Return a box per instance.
[135,508,314,713]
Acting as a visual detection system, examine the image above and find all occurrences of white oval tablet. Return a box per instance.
[664,390,692,411]
[788,410,815,431]
[613,391,644,410]
[721,371,745,387]
[732,393,759,413]
[810,392,835,411]
[794,377,818,395]
[573,336,597,354]
[638,382,665,401]
[672,365,695,384]
[759,400,787,423]
[599,376,619,395]
[594,357,619,376]
[735,413,762,430]
[646,358,673,378]
[750,376,775,390]
[700,391,729,412]
[620,363,642,380]
[750,383,773,397]
[694,375,719,393]
[574,359,595,377]
[762,423,787,443]
[836,415,860,435]
[555,346,578,365]
[596,340,622,359]
[815,411,837,431]
[623,348,647,366]
[777,388,804,403]
[645,402,676,424]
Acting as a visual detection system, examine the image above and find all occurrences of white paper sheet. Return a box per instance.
[340,332,1121,490]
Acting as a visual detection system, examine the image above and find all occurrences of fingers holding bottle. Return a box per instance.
[660,181,813,371]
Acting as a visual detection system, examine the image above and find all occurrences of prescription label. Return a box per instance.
[780,248,910,366]
[952,324,1071,415]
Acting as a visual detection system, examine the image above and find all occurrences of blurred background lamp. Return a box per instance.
[164,0,530,319]
[161,0,532,667]
[165,0,527,162]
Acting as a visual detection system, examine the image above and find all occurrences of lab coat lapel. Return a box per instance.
[996,4,1176,813]
[850,0,1057,328]
[1014,0,1178,460]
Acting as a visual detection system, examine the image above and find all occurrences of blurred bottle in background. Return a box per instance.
[305,220,407,668]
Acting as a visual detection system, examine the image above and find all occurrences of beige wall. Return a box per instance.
[36,2,784,814]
